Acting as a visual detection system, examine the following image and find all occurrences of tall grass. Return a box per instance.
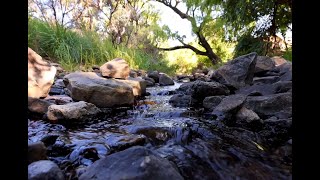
[28,18,176,74]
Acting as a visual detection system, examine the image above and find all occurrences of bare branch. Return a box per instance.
[157,45,207,56]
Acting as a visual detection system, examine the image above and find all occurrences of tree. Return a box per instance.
[153,0,223,65]
[222,0,292,55]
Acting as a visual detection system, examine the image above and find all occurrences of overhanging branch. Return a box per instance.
[157,45,207,56]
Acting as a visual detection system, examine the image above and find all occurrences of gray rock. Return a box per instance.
[254,56,276,74]
[236,83,275,96]
[79,146,183,180]
[147,71,160,83]
[244,92,292,118]
[47,101,101,122]
[54,79,65,87]
[203,96,225,110]
[178,80,230,102]
[28,160,65,180]
[169,94,197,107]
[64,72,134,107]
[44,95,73,105]
[159,73,174,86]
[253,76,280,84]
[28,142,48,164]
[28,97,53,114]
[100,58,130,79]
[236,107,260,123]
[28,47,57,98]
[211,52,257,89]
[143,77,155,87]
[213,94,247,113]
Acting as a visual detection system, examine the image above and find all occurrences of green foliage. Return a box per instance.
[234,33,267,58]
[282,47,292,61]
[222,0,292,39]
[28,18,175,74]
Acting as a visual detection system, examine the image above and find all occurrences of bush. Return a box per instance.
[28,18,176,74]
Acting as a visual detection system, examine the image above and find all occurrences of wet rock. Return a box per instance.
[210,52,257,89]
[54,79,65,87]
[49,85,65,95]
[244,92,292,118]
[28,47,57,98]
[44,95,73,105]
[68,146,100,166]
[28,142,48,164]
[40,134,60,147]
[79,146,183,180]
[47,101,101,122]
[64,72,134,107]
[120,77,147,96]
[159,73,174,86]
[28,97,53,114]
[28,160,65,180]
[254,56,276,74]
[203,96,225,110]
[106,134,146,151]
[178,80,230,102]
[121,126,172,144]
[169,94,197,107]
[147,70,160,83]
[143,77,155,87]
[213,94,247,113]
[100,58,130,79]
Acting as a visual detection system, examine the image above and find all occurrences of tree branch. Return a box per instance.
[157,44,207,56]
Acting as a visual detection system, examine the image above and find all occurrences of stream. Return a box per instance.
[28,82,292,180]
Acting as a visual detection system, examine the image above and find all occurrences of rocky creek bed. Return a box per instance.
[28,48,292,180]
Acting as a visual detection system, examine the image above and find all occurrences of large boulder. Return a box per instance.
[100,58,130,79]
[28,142,48,164]
[159,73,174,86]
[244,92,292,118]
[254,56,276,74]
[28,47,57,98]
[28,160,65,180]
[236,80,292,96]
[79,146,183,180]
[47,101,101,122]
[211,52,257,89]
[178,80,230,102]
[63,72,134,107]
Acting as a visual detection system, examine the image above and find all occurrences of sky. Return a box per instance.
[149,1,292,46]
[148,1,194,46]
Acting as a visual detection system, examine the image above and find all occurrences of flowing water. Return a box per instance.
[28,82,292,179]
